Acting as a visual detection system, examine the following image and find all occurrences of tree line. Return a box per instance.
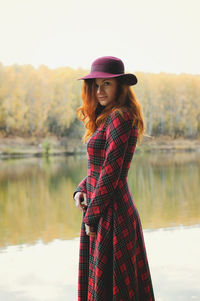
[0,62,199,139]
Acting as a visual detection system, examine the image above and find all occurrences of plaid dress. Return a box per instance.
[73,109,155,301]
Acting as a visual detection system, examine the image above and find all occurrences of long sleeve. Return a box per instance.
[83,110,137,227]
[73,176,87,199]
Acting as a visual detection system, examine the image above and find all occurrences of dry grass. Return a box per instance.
[0,135,200,158]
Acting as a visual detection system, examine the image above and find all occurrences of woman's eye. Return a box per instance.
[95,82,110,88]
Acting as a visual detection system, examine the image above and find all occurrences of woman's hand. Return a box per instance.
[74,192,96,237]
[74,192,87,212]
[85,224,97,237]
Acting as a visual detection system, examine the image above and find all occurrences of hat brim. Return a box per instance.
[77,72,137,86]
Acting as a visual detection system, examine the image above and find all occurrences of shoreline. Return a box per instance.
[0,135,200,158]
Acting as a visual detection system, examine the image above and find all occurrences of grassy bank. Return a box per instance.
[0,136,86,158]
[140,135,200,153]
[0,135,200,158]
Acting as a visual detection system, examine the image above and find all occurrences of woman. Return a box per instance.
[73,56,155,301]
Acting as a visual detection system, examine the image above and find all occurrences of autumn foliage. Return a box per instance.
[0,62,199,139]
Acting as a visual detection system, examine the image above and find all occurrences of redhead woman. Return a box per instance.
[73,56,155,301]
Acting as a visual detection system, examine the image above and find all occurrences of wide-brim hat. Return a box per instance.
[77,56,137,86]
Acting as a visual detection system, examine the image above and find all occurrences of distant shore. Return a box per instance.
[0,135,200,158]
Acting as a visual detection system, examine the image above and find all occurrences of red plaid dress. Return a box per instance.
[73,109,155,301]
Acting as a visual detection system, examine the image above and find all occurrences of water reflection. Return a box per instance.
[128,152,200,228]
[0,238,79,301]
[0,226,199,301]
[0,152,200,248]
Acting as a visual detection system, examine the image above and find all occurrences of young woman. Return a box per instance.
[73,56,155,301]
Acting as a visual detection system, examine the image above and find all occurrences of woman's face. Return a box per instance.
[95,78,118,107]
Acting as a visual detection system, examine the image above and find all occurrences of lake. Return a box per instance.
[0,151,200,300]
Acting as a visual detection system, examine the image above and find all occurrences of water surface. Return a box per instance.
[0,152,200,300]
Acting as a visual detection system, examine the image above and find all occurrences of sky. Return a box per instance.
[0,0,200,74]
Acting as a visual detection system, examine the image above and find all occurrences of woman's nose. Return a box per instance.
[97,85,103,94]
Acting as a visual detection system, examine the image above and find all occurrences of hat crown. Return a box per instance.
[91,56,124,75]
[77,55,137,86]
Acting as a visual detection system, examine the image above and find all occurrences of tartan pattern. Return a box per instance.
[73,110,155,301]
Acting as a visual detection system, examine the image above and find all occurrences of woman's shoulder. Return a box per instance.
[103,107,133,133]
[108,107,132,122]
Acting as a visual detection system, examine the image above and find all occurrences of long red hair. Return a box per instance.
[76,77,145,144]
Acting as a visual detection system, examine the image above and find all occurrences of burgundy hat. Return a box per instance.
[78,56,137,86]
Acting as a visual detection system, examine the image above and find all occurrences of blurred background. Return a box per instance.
[0,0,200,300]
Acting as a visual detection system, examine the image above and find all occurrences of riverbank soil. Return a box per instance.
[0,135,200,157]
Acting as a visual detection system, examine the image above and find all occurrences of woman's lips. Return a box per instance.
[99,96,107,100]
